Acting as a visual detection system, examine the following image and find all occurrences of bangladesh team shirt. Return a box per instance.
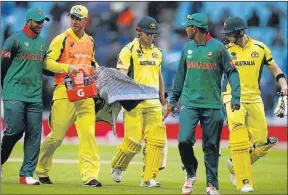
[1,25,47,102]
[222,37,275,103]
[170,33,241,109]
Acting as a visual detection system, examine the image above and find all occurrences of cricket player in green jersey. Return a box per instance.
[170,13,241,195]
[1,8,50,185]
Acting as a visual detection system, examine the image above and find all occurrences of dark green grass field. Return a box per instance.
[1,143,287,194]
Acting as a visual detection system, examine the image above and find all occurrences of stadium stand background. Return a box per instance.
[1,1,287,118]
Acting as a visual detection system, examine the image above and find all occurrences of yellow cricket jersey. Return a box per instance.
[117,38,162,108]
[45,28,98,100]
[222,37,275,103]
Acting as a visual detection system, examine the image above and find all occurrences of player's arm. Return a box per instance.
[42,42,54,77]
[44,35,76,74]
[90,36,99,70]
[219,46,241,110]
[1,36,18,87]
[263,44,287,95]
[170,50,186,109]
[116,46,131,75]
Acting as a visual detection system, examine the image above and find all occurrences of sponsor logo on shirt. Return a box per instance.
[24,42,29,47]
[40,45,43,51]
[186,61,216,70]
[140,61,156,65]
[235,61,255,66]
[230,52,237,60]
[187,50,193,58]
[136,49,142,57]
[20,53,43,61]
[251,51,259,58]
[69,52,92,59]
[1,50,11,58]
[206,51,213,59]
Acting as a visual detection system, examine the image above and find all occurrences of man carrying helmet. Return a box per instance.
[110,16,166,187]
[221,16,287,192]
[170,13,241,195]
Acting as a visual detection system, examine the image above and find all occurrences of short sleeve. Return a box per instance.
[116,46,132,70]
[263,43,275,65]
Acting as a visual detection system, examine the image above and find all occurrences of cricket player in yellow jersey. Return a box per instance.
[35,5,102,187]
[221,17,288,192]
[110,16,166,187]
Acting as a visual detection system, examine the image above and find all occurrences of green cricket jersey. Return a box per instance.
[170,34,240,109]
[1,25,47,102]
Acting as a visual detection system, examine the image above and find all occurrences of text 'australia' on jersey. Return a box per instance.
[222,37,275,103]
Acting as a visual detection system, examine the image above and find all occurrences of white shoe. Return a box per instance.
[111,168,122,183]
[206,185,220,195]
[140,179,160,187]
[227,159,236,187]
[240,184,254,192]
[19,177,40,185]
[182,177,196,194]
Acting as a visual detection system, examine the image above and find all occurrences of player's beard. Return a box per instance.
[188,31,196,40]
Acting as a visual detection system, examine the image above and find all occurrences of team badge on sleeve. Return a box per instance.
[1,50,11,58]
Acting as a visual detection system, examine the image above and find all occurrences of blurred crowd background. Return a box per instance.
[1,1,287,116]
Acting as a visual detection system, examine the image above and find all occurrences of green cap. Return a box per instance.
[181,13,208,29]
[26,8,50,22]
[220,17,247,34]
[136,16,160,34]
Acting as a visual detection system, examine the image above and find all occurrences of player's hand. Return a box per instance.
[281,85,288,96]
[169,104,177,117]
[68,65,79,76]
[274,92,287,118]
[231,104,240,112]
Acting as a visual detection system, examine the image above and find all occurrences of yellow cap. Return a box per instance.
[70,5,88,18]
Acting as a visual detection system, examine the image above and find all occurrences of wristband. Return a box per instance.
[276,73,286,83]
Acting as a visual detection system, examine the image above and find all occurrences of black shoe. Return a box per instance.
[39,177,53,184]
[83,179,102,187]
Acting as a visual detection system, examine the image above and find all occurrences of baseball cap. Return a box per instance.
[220,17,247,34]
[181,13,208,29]
[70,5,88,18]
[136,16,160,34]
[26,8,50,22]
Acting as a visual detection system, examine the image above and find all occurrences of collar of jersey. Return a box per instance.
[194,33,212,46]
[135,38,154,51]
[229,36,252,49]
[67,28,86,42]
[23,25,38,39]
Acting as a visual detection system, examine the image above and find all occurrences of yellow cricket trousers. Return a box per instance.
[36,98,100,183]
[225,102,268,147]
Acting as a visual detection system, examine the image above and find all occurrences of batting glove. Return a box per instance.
[274,92,287,118]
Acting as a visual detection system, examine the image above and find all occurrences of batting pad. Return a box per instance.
[229,126,253,190]
[110,137,141,171]
[142,124,166,182]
